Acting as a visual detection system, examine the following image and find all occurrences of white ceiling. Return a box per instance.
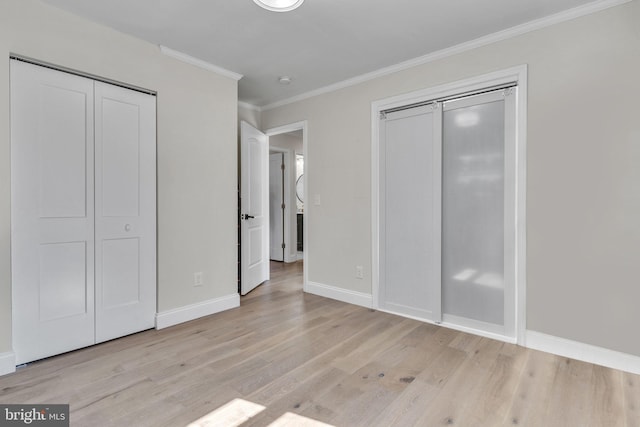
[42,0,598,107]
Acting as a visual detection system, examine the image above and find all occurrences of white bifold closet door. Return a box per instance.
[11,60,156,364]
[379,88,516,339]
[94,81,157,343]
[11,61,96,364]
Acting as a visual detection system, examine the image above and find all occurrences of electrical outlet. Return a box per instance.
[194,272,203,287]
[356,265,363,279]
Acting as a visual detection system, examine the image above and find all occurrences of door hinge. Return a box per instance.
[281,243,286,249]
[281,203,285,210]
[281,163,285,170]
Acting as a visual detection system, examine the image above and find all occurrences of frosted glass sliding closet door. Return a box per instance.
[441,90,516,337]
[379,86,516,339]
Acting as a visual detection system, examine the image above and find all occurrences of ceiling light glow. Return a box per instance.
[253,0,304,12]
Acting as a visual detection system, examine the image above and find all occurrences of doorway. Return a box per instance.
[268,131,304,263]
[266,122,308,289]
[239,121,307,297]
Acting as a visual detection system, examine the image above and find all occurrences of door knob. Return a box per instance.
[244,214,255,219]
[124,224,132,231]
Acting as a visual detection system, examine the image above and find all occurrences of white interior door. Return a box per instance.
[94,82,157,343]
[240,121,269,295]
[11,60,96,364]
[379,105,441,320]
[269,152,285,261]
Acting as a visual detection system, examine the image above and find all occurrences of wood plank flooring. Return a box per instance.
[1,260,639,426]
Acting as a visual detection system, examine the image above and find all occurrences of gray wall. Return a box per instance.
[0,0,238,354]
[262,2,640,356]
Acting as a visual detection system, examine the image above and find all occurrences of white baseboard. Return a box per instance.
[155,293,240,330]
[0,352,16,376]
[526,330,640,375]
[284,252,299,263]
[441,314,517,345]
[305,281,372,309]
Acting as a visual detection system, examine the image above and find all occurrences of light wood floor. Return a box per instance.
[2,261,639,426]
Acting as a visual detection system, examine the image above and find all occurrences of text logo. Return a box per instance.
[0,405,69,426]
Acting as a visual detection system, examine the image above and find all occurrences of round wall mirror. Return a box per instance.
[296,174,304,203]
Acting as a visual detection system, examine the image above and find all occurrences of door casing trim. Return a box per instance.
[265,121,309,291]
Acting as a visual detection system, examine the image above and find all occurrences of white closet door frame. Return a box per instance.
[371,65,527,344]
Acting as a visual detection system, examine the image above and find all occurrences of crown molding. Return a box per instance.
[159,45,243,81]
[238,101,262,112]
[261,0,631,111]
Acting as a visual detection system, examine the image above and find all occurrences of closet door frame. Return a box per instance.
[371,65,527,344]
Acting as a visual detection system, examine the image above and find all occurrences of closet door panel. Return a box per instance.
[38,242,88,321]
[11,60,95,364]
[94,82,156,343]
[39,85,88,218]
[442,93,506,328]
[380,105,439,319]
[102,238,141,308]
[101,98,140,217]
